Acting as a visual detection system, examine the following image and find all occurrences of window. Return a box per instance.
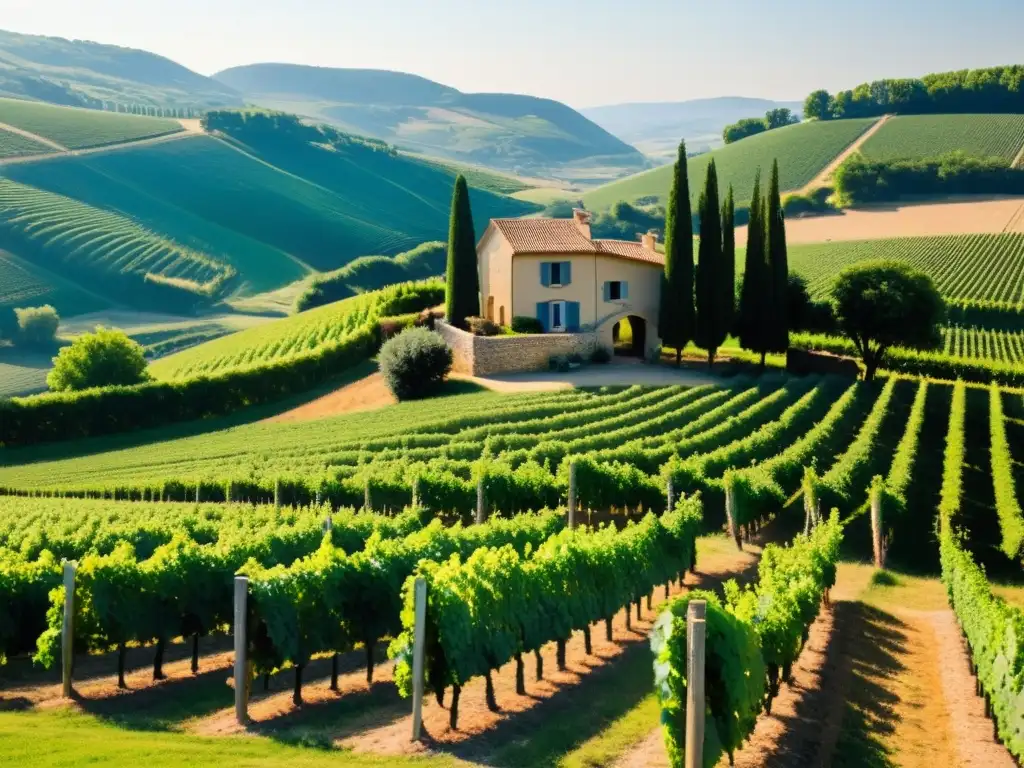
[550,300,566,331]
[550,262,563,286]
[608,281,622,300]
[541,261,571,287]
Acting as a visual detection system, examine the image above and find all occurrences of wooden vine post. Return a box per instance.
[870,477,885,569]
[410,577,428,741]
[685,599,707,768]
[666,477,675,514]
[567,461,578,529]
[233,576,249,724]
[61,562,76,698]
[364,480,372,512]
[274,478,281,510]
[475,475,487,524]
[723,479,742,551]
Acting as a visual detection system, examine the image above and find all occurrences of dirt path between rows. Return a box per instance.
[615,564,1015,768]
[0,119,202,167]
[799,114,891,195]
[0,120,68,151]
[182,535,768,761]
[1013,142,1024,169]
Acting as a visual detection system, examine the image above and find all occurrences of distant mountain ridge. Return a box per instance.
[0,28,241,108]
[582,96,802,160]
[213,63,648,181]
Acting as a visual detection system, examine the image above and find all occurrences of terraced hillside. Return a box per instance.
[0,123,535,316]
[148,280,443,380]
[859,113,1024,161]
[581,118,877,211]
[0,97,182,149]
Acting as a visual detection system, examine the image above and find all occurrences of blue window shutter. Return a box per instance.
[622,281,629,299]
[562,261,572,285]
[540,262,551,287]
[567,301,580,332]
[536,301,548,332]
[602,281,610,301]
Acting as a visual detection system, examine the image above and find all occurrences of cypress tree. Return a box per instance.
[737,169,771,367]
[766,159,790,352]
[444,175,479,329]
[694,160,726,367]
[657,140,695,365]
[721,184,736,340]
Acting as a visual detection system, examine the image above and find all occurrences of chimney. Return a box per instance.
[641,231,657,251]
[572,208,592,239]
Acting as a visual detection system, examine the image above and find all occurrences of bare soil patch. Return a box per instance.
[267,372,397,422]
[738,196,1024,245]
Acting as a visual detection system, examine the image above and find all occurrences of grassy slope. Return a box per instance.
[1,134,536,316]
[859,113,1024,162]
[0,248,105,315]
[0,126,52,157]
[0,96,182,148]
[582,118,877,211]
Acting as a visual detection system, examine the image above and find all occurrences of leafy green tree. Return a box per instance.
[737,171,771,367]
[444,175,480,329]
[14,305,59,347]
[47,327,149,391]
[831,261,945,381]
[721,184,736,339]
[658,140,695,364]
[764,108,797,129]
[803,90,833,120]
[722,117,768,145]
[695,161,727,367]
[765,160,789,353]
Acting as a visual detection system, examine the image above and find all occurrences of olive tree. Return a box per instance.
[831,261,945,381]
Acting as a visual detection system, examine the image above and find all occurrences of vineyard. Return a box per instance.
[942,326,1024,363]
[582,118,877,211]
[0,97,182,149]
[0,128,52,158]
[859,113,1024,162]
[147,280,444,379]
[0,248,104,314]
[2,372,1024,763]
[784,233,1024,306]
[0,177,236,307]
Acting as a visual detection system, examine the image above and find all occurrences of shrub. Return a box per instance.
[379,327,452,400]
[512,316,544,334]
[14,305,59,347]
[47,327,150,392]
[466,316,501,337]
[590,346,612,364]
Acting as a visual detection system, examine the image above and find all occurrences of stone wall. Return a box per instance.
[436,320,600,376]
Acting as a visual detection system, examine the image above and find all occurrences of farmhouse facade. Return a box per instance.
[477,210,664,358]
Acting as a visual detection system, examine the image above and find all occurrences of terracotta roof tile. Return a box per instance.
[489,218,663,266]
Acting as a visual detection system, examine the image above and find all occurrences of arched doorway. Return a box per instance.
[612,315,647,357]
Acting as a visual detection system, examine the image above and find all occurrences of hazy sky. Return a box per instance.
[2,0,1023,108]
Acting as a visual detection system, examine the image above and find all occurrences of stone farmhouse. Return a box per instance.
[476,210,664,358]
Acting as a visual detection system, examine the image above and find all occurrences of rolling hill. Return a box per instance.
[581,96,802,160]
[0,111,538,317]
[0,28,241,109]
[582,117,877,211]
[212,63,648,180]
